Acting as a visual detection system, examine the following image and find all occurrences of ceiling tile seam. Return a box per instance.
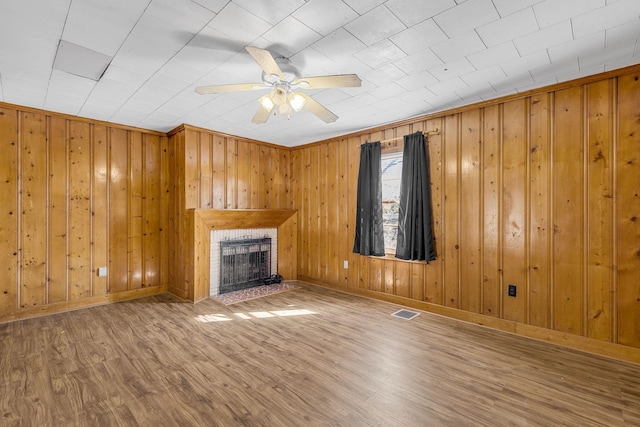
[76,0,155,120]
[123,17,230,127]
[43,0,73,111]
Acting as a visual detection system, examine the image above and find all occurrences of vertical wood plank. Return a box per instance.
[199,133,212,209]
[319,143,328,282]
[226,138,237,209]
[502,99,528,323]
[395,261,410,298]
[211,135,225,209]
[586,80,614,341]
[184,129,200,209]
[384,259,395,294]
[0,108,19,311]
[309,145,320,280]
[48,116,68,303]
[128,131,143,290]
[92,125,108,296]
[143,133,161,288]
[327,142,339,285]
[425,118,443,305]
[616,72,640,347]
[529,94,551,328]
[459,110,482,313]
[20,112,48,308]
[237,140,250,209]
[250,142,260,208]
[338,138,349,287]
[108,128,129,293]
[553,87,584,335]
[443,114,460,308]
[347,136,361,288]
[482,105,501,317]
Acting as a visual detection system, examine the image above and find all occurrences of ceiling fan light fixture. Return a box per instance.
[258,93,275,112]
[271,87,288,105]
[288,92,306,112]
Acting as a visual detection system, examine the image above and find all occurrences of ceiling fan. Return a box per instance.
[195,46,361,124]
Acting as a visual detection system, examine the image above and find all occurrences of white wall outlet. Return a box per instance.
[97,267,107,277]
[343,260,349,269]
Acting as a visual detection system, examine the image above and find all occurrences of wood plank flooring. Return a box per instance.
[1,281,639,426]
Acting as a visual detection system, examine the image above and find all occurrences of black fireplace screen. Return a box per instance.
[220,237,271,294]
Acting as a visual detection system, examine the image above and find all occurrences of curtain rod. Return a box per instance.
[378,128,439,144]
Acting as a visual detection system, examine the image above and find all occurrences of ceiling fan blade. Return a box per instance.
[195,83,266,94]
[298,93,338,123]
[295,74,361,89]
[245,46,284,80]
[252,105,272,124]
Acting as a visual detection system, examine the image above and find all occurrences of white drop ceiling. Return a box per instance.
[0,0,638,147]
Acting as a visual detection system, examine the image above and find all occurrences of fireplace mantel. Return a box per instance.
[185,209,297,302]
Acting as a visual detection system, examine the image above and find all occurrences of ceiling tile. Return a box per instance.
[61,0,149,56]
[344,5,406,45]
[206,2,271,44]
[533,0,604,28]
[428,77,469,96]
[364,63,407,86]
[311,28,367,59]
[385,0,456,27]
[428,57,476,80]
[460,64,507,87]
[390,19,449,54]
[369,82,407,99]
[606,19,640,47]
[434,0,500,38]
[342,0,386,14]
[477,7,539,47]
[530,58,579,81]
[44,69,96,114]
[394,49,443,74]
[492,0,544,17]
[513,21,573,56]
[548,31,605,64]
[499,50,550,77]
[431,31,486,62]
[572,0,640,39]
[192,0,232,13]
[293,0,358,35]
[262,16,322,54]
[396,70,439,90]
[233,0,305,25]
[467,41,520,70]
[354,39,406,69]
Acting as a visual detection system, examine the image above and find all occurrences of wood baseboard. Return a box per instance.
[0,285,168,324]
[298,277,640,366]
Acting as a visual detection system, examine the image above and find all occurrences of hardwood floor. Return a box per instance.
[1,281,639,426]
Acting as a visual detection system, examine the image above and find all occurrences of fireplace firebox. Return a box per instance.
[219,237,271,294]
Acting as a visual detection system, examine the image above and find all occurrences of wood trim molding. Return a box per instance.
[0,285,168,324]
[186,209,298,302]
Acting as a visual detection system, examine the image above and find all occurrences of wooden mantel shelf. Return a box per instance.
[185,209,298,302]
[193,209,297,230]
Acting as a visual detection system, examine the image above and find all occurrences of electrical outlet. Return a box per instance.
[508,284,517,297]
[97,267,107,277]
[343,260,349,269]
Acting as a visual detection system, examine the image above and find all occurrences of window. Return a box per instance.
[381,151,403,254]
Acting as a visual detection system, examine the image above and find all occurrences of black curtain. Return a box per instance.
[395,131,436,261]
[353,141,385,256]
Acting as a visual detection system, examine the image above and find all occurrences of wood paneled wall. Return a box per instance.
[0,105,169,322]
[167,125,292,300]
[291,67,640,351]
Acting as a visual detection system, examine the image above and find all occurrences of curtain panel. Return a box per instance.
[353,141,385,256]
[395,131,436,261]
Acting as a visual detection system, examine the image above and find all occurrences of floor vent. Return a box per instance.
[391,309,420,320]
